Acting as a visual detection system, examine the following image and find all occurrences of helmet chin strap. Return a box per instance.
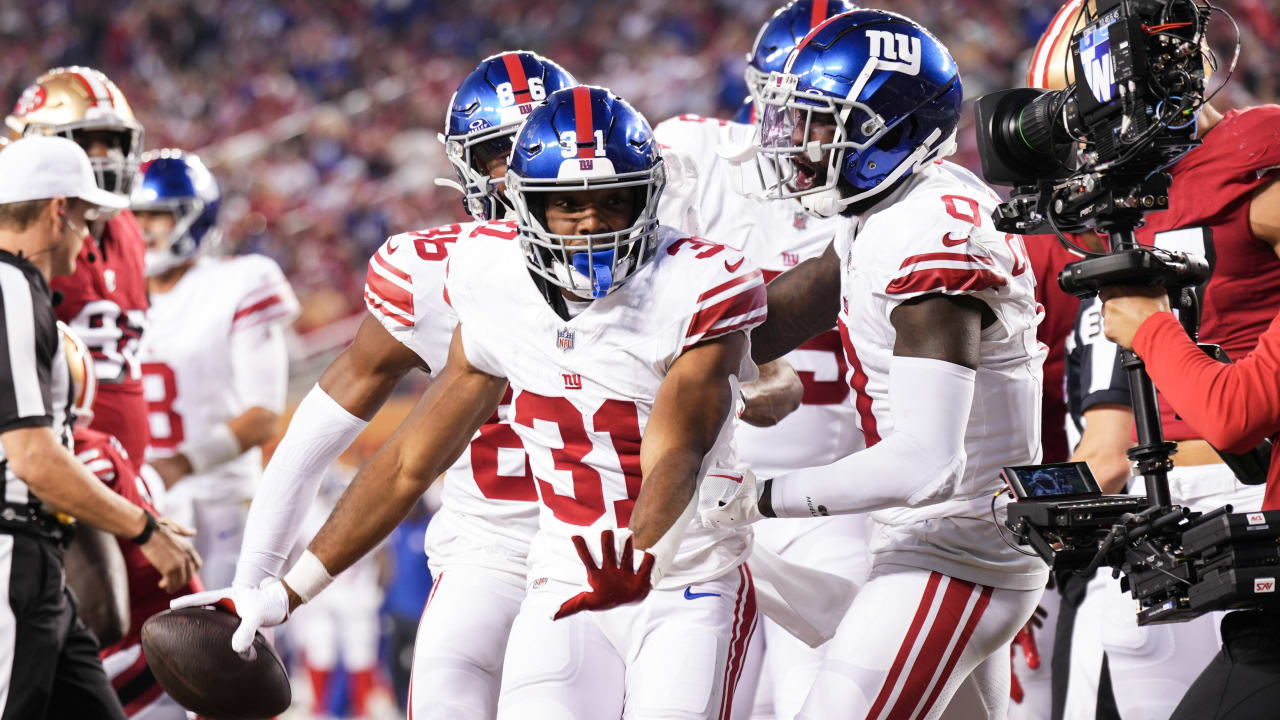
[801,188,845,218]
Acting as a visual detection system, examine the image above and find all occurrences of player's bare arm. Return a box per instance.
[889,293,988,367]
[1249,176,1280,259]
[631,330,748,550]
[739,357,803,427]
[295,327,506,607]
[318,312,429,420]
[1069,404,1136,493]
[750,242,840,365]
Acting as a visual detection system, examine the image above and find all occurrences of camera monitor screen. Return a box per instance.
[1001,462,1101,500]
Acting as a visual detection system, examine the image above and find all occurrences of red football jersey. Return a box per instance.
[54,210,150,469]
[1025,235,1083,462]
[1132,106,1280,441]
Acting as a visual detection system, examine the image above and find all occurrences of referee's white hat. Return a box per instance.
[0,136,128,210]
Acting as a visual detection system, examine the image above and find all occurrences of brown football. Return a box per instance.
[141,607,291,719]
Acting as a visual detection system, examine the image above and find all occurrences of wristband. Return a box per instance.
[131,511,157,545]
[282,550,335,604]
[758,479,776,518]
[178,423,241,476]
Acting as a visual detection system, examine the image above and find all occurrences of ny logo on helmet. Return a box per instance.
[866,30,921,76]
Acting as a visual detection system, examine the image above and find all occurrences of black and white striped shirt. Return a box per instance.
[1065,295,1132,450]
[0,249,66,514]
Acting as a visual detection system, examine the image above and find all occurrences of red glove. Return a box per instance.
[554,530,655,620]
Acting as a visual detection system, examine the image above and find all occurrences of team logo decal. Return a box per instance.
[579,159,593,171]
[13,85,46,116]
[556,327,575,352]
[792,213,807,230]
[782,251,800,266]
[866,30,922,75]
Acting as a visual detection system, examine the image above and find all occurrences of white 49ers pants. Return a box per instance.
[408,565,527,720]
[798,565,1042,720]
[498,565,758,720]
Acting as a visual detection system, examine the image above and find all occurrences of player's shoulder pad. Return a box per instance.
[223,253,300,331]
[862,166,1022,300]
[653,227,767,351]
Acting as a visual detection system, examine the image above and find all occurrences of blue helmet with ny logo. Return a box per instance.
[506,86,665,301]
[745,0,860,119]
[131,149,221,277]
[756,9,962,216]
[439,51,577,220]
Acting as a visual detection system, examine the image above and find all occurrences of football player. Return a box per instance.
[176,53,578,720]
[132,150,299,590]
[1030,2,1280,718]
[7,66,152,471]
[57,322,204,720]
[655,3,867,718]
[181,85,768,720]
[700,10,1050,719]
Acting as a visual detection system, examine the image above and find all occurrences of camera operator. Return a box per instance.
[0,136,199,719]
[1013,3,1280,717]
[1102,288,1280,718]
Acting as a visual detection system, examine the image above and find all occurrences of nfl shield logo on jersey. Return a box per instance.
[556,327,575,352]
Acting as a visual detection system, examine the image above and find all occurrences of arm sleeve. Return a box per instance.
[0,269,52,432]
[233,384,369,587]
[771,355,975,516]
[1134,311,1280,453]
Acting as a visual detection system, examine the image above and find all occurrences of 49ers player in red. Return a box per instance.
[7,66,151,471]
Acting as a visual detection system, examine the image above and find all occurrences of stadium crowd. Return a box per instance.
[3,0,1275,333]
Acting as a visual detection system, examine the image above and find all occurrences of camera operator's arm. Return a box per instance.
[1103,287,1280,454]
[1249,178,1280,260]
[1069,405,1135,494]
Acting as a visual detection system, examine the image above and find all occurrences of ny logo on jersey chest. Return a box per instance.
[556,327,575,352]
[563,373,582,390]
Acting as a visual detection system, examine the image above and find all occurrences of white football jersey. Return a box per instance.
[836,161,1047,584]
[656,115,863,475]
[139,255,298,501]
[365,220,539,576]
[446,223,764,591]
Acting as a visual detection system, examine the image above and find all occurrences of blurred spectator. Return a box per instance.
[4,0,1272,336]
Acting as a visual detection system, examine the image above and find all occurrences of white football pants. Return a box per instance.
[1007,580,1060,720]
[497,565,758,720]
[797,564,1042,720]
[407,565,526,720]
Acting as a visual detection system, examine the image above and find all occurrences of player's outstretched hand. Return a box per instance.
[138,516,202,592]
[170,580,290,656]
[698,468,765,529]
[554,530,655,620]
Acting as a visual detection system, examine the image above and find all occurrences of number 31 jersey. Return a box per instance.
[365,220,538,578]
[837,161,1048,589]
[446,224,765,592]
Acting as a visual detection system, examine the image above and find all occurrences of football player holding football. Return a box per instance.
[700,10,1049,719]
[133,149,299,590]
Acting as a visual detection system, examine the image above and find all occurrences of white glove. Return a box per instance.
[170,579,290,656]
[699,468,765,529]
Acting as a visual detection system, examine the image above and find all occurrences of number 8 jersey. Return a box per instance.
[445,223,765,592]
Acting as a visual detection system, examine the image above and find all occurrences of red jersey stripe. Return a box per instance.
[686,283,767,341]
[839,318,880,446]
[231,294,282,323]
[365,291,413,327]
[885,267,1007,296]
[697,268,764,302]
[500,53,532,101]
[573,87,595,159]
[373,248,412,284]
[898,252,995,269]
[364,267,414,315]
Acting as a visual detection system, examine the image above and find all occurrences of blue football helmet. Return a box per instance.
[439,52,577,220]
[131,149,221,276]
[506,86,665,301]
[756,9,963,216]
[745,0,859,120]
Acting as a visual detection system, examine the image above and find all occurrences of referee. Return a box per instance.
[0,136,199,719]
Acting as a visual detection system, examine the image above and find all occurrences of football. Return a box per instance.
[141,607,291,719]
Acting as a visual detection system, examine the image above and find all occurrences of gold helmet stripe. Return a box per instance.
[1027,0,1085,89]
